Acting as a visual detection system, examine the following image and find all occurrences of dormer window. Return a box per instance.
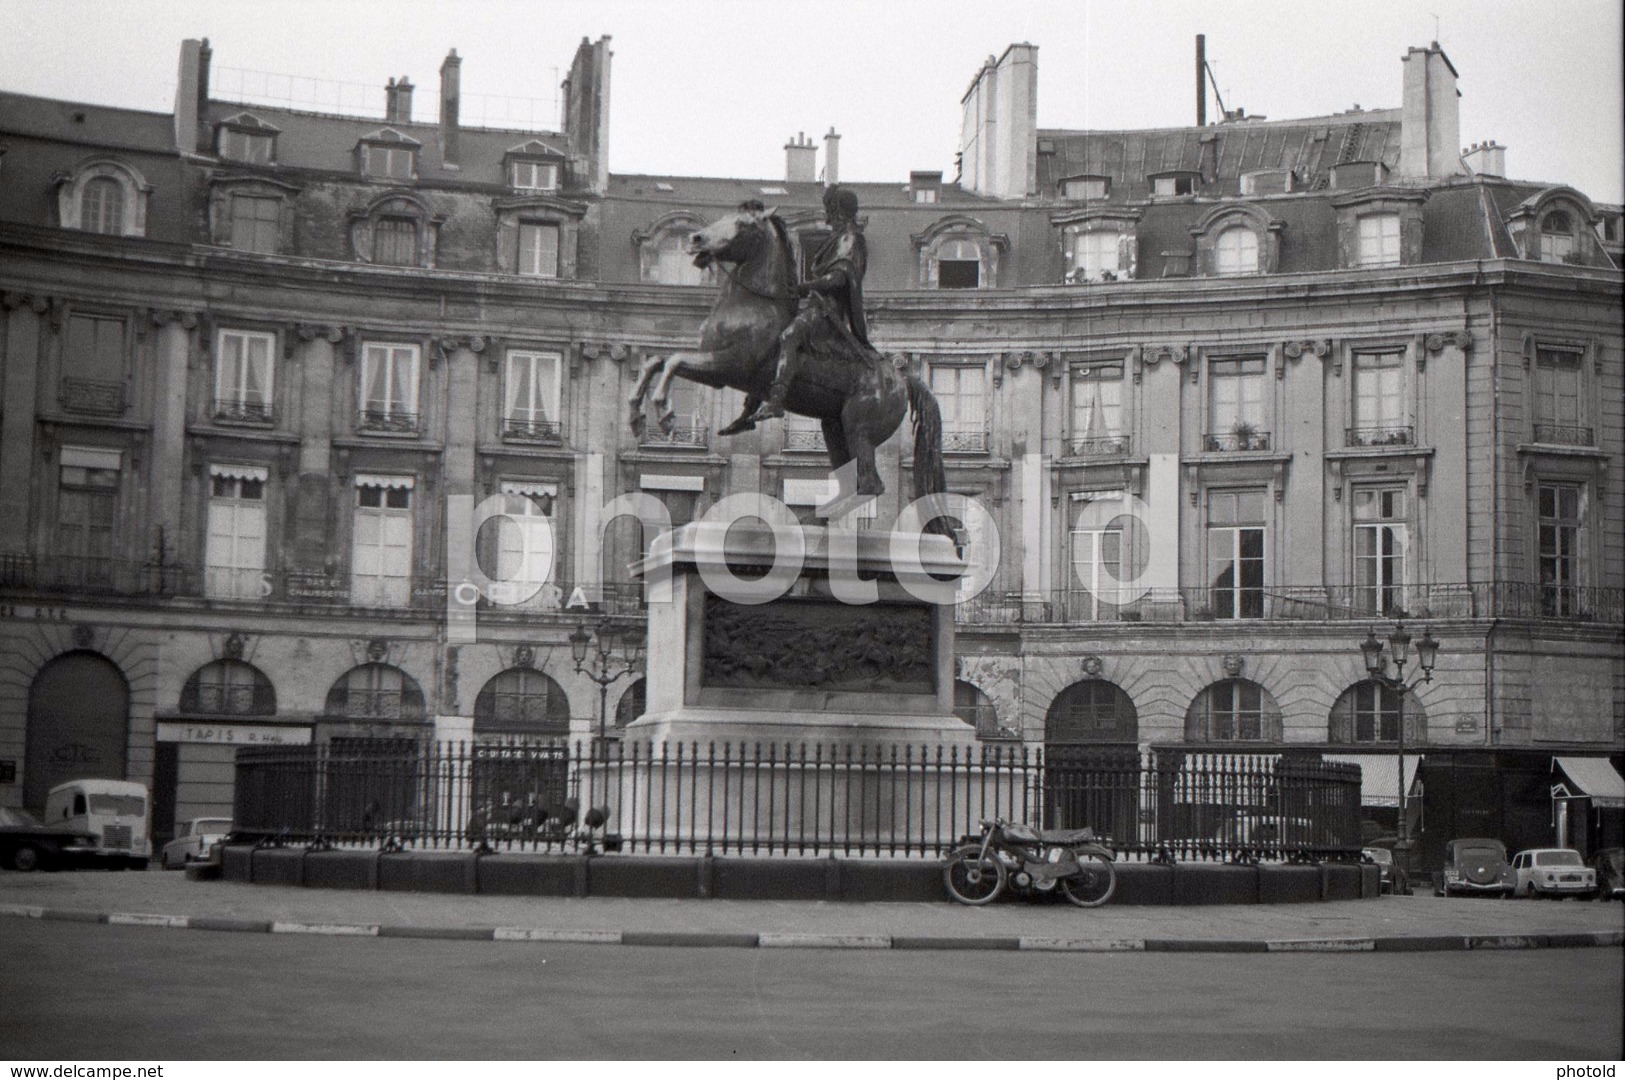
[357,129,420,180]
[1356,213,1401,267]
[1506,188,1599,265]
[216,114,280,165]
[348,193,441,269]
[1150,172,1199,197]
[511,160,559,192]
[1540,212,1574,263]
[1060,175,1109,201]
[1190,204,1282,278]
[55,158,150,237]
[80,178,124,235]
[910,171,943,205]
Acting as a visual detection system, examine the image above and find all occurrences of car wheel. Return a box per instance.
[10,844,42,872]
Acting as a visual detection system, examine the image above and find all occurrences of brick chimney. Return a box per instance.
[822,127,840,185]
[957,43,1038,199]
[385,76,414,123]
[1399,42,1462,179]
[174,37,211,155]
[439,50,461,164]
[785,132,816,183]
[1461,140,1506,177]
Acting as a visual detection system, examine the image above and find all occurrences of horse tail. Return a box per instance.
[905,373,956,541]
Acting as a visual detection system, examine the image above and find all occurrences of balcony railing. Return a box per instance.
[213,398,274,424]
[357,408,419,434]
[942,428,989,454]
[59,377,126,416]
[233,740,1363,863]
[1345,425,1413,448]
[640,414,708,449]
[179,681,278,716]
[1531,423,1594,446]
[1203,430,1272,452]
[1068,433,1131,457]
[502,417,563,443]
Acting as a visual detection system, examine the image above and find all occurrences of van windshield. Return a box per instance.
[89,794,146,817]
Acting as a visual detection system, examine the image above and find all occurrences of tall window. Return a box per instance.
[483,483,557,609]
[352,478,414,608]
[1214,226,1258,275]
[1541,211,1574,262]
[1352,487,1407,616]
[1537,483,1583,617]
[504,350,562,438]
[359,343,419,430]
[229,195,280,254]
[936,239,980,289]
[1070,362,1124,453]
[373,216,417,266]
[205,467,267,600]
[1071,231,1123,282]
[930,364,986,451]
[510,161,558,192]
[1070,515,1124,621]
[1352,681,1403,743]
[1350,350,1406,444]
[1207,356,1266,449]
[1205,489,1265,619]
[517,222,560,277]
[1356,213,1401,267]
[215,329,274,421]
[1533,348,1585,443]
[80,177,124,235]
[57,450,119,586]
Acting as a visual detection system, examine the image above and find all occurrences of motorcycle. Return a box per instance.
[943,818,1117,907]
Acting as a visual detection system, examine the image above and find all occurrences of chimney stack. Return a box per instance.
[823,127,840,185]
[439,49,462,164]
[785,132,817,183]
[396,77,414,123]
[1399,42,1463,179]
[174,38,211,154]
[1461,140,1506,177]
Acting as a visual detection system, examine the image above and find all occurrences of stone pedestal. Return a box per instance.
[623,521,976,747]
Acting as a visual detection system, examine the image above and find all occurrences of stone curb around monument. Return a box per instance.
[2,903,1621,953]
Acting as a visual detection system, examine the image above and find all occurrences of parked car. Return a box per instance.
[160,817,232,870]
[1435,837,1516,897]
[1363,846,1411,895]
[1587,848,1624,900]
[42,779,151,869]
[1511,847,1596,898]
[0,806,94,872]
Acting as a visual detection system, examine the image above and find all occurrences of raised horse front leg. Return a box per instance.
[718,393,764,436]
[651,350,715,434]
[628,353,669,437]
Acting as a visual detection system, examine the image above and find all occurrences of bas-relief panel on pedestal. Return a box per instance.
[701,595,934,694]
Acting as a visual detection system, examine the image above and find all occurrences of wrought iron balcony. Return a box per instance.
[1344,425,1413,448]
[213,398,274,424]
[59,377,126,416]
[1068,433,1131,457]
[1203,429,1272,452]
[640,414,708,448]
[179,681,278,716]
[502,416,563,443]
[357,408,419,434]
[1531,422,1594,446]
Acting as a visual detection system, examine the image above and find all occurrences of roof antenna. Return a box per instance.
[1430,12,1441,43]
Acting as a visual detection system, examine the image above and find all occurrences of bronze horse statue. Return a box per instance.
[628,203,949,519]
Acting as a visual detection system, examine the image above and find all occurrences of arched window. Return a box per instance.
[1214,226,1259,275]
[913,216,1008,289]
[80,178,124,235]
[1184,678,1281,743]
[1329,679,1426,745]
[474,668,570,736]
[179,659,275,715]
[936,238,982,288]
[1046,679,1138,744]
[614,678,646,729]
[324,663,426,722]
[1541,211,1575,262]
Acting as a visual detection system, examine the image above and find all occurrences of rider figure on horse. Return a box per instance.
[749,184,871,423]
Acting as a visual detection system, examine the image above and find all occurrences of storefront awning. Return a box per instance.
[1322,754,1425,808]
[1552,757,1625,810]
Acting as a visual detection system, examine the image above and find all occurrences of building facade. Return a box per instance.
[1,37,1620,863]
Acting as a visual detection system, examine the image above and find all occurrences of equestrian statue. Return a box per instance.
[628,186,949,524]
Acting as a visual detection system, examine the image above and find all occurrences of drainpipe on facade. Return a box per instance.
[1481,266,1500,746]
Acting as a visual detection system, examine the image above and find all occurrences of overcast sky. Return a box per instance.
[5,0,1622,202]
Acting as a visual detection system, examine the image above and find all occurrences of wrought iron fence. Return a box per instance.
[1531,423,1593,446]
[1068,434,1132,457]
[1345,425,1413,447]
[233,739,1362,863]
[502,417,563,443]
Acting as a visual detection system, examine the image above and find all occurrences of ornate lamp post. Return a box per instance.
[569,619,644,748]
[1358,621,1440,865]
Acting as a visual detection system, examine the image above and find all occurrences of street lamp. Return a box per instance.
[1358,621,1440,862]
[569,618,644,748]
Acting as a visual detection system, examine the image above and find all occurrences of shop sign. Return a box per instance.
[155,722,312,746]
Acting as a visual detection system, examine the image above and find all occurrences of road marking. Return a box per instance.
[270,921,379,936]
[1266,938,1375,952]
[759,933,892,949]
[1019,937,1146,952]
[1468,935,1543,950]
[108,912,189,929]
[0,904,45,919]
[493,927,621,944]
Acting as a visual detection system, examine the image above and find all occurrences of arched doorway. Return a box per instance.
[26,651,129,809]
[1043,679,1139,836]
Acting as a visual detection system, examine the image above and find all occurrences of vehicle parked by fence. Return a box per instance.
[1434,837,1515,897]
[160,817,232,869]
[1511,848,1597,898]
[42,779,151,869]
[0,806,94,871]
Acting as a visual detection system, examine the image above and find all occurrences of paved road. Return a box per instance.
[2,919,1619,1059]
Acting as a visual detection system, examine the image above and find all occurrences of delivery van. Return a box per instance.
[43,778,151,869]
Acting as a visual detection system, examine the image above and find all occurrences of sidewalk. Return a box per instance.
[2,869,1621,952]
